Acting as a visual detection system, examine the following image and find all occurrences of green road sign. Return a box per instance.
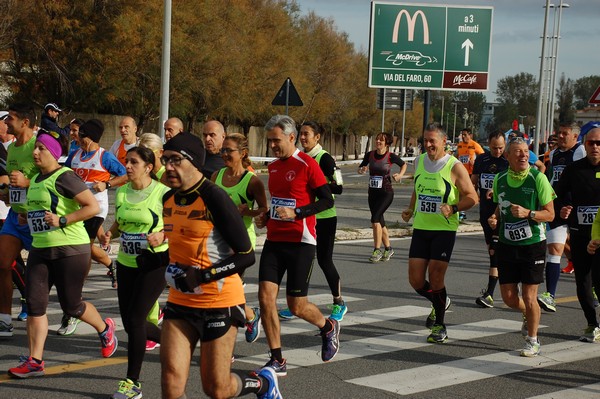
[369,2,493,91]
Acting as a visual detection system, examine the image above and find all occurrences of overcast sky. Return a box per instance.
[295,0,600,102]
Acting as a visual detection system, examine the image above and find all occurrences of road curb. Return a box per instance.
[254,221,483,246]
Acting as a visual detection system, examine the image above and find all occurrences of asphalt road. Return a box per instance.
[1,163,598,398]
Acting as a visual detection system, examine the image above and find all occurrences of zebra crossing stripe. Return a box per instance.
[239,318,525,370]
[526,382,600,399]
[347,339,600,395]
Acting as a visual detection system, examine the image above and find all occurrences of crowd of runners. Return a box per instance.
[1,102,600,398]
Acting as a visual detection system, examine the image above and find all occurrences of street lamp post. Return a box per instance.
[547,1,569,137]
[534,0,552,155]
[452,102,458,143]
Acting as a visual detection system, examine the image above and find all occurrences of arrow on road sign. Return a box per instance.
[461,39,473,66]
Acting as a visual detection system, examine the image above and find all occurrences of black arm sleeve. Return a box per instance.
[389,153,406,168]
[359,151,370,168]
[319,152,343,195]
[296,183,333,219]
[196,179,255,282]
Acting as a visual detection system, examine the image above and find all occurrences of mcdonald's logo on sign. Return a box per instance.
[392,9,429,44]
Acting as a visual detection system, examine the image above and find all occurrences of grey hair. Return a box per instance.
[424,122,447,140]
[560,122,580,136]
[265,115,297,136]
[138,133,164,152]
[506,136,528,152]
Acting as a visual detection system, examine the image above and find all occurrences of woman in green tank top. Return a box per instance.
[101,146,169,398]
[211,133,267,343]
[8,130,118,379]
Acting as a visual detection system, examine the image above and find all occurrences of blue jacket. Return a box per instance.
[40,113,70,137]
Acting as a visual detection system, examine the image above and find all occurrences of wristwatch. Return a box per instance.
[105,181,111,189]
[59,216,68,228]
[295,208,302,217]
[530,210,537,220]
[451,205,459,214]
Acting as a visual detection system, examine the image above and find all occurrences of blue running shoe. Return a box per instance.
[263,357,287,377]
[278,308,294,320]
[257,367,282,399]
[320,318,340,362]
[245,307,261,343]
[17,298,28,321]
[329,303,347,322]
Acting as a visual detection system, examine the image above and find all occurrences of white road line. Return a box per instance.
[238,314,513,370]
[527,382,600,399]
[347,338,599,396]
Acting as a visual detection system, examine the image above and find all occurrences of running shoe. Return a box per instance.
[100,318,118,358]
[57,314,80,336]
[427,324,448,343]
[475,290,494,308]
[520,337,541,357]
[145,340,160,351]
[245,307,261,343]
[425,296,452,329]
[278,308,295,320]
[8,356,45,378]
[521,314,528,337]
[257,367,283,399]
[382,248,395,262]
[263,357,287,377]
[329,303,348,322]
[157,308,164,326]
[107,261,118,289]
[369,249,383,263]
[0,319,14,337]
[459,211,467,222]
[110,378,142,399]
[580,325,600,343]
[17,298,28,321]
[537,291,557,312]
[561,261,574,274]
[320,318,340,362]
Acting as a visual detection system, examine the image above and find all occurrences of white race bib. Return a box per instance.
[459,155,470,164]
[120,232,148,255]
[504,219,533,241]
[27,210,55,234]
[270,197,296,221]
[417,194,442,214]
[480,173,495,190]
[9,187,26,205]
[577,206,599,226]
[551,165,565,184]
[369,176,383,189]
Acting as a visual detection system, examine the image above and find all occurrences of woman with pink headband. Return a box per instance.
[8,129,118,379]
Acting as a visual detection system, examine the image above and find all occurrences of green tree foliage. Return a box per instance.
[573,75,600,109]
[556,73,575,124]
[0,0,428,139]
[494,72,538,132]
